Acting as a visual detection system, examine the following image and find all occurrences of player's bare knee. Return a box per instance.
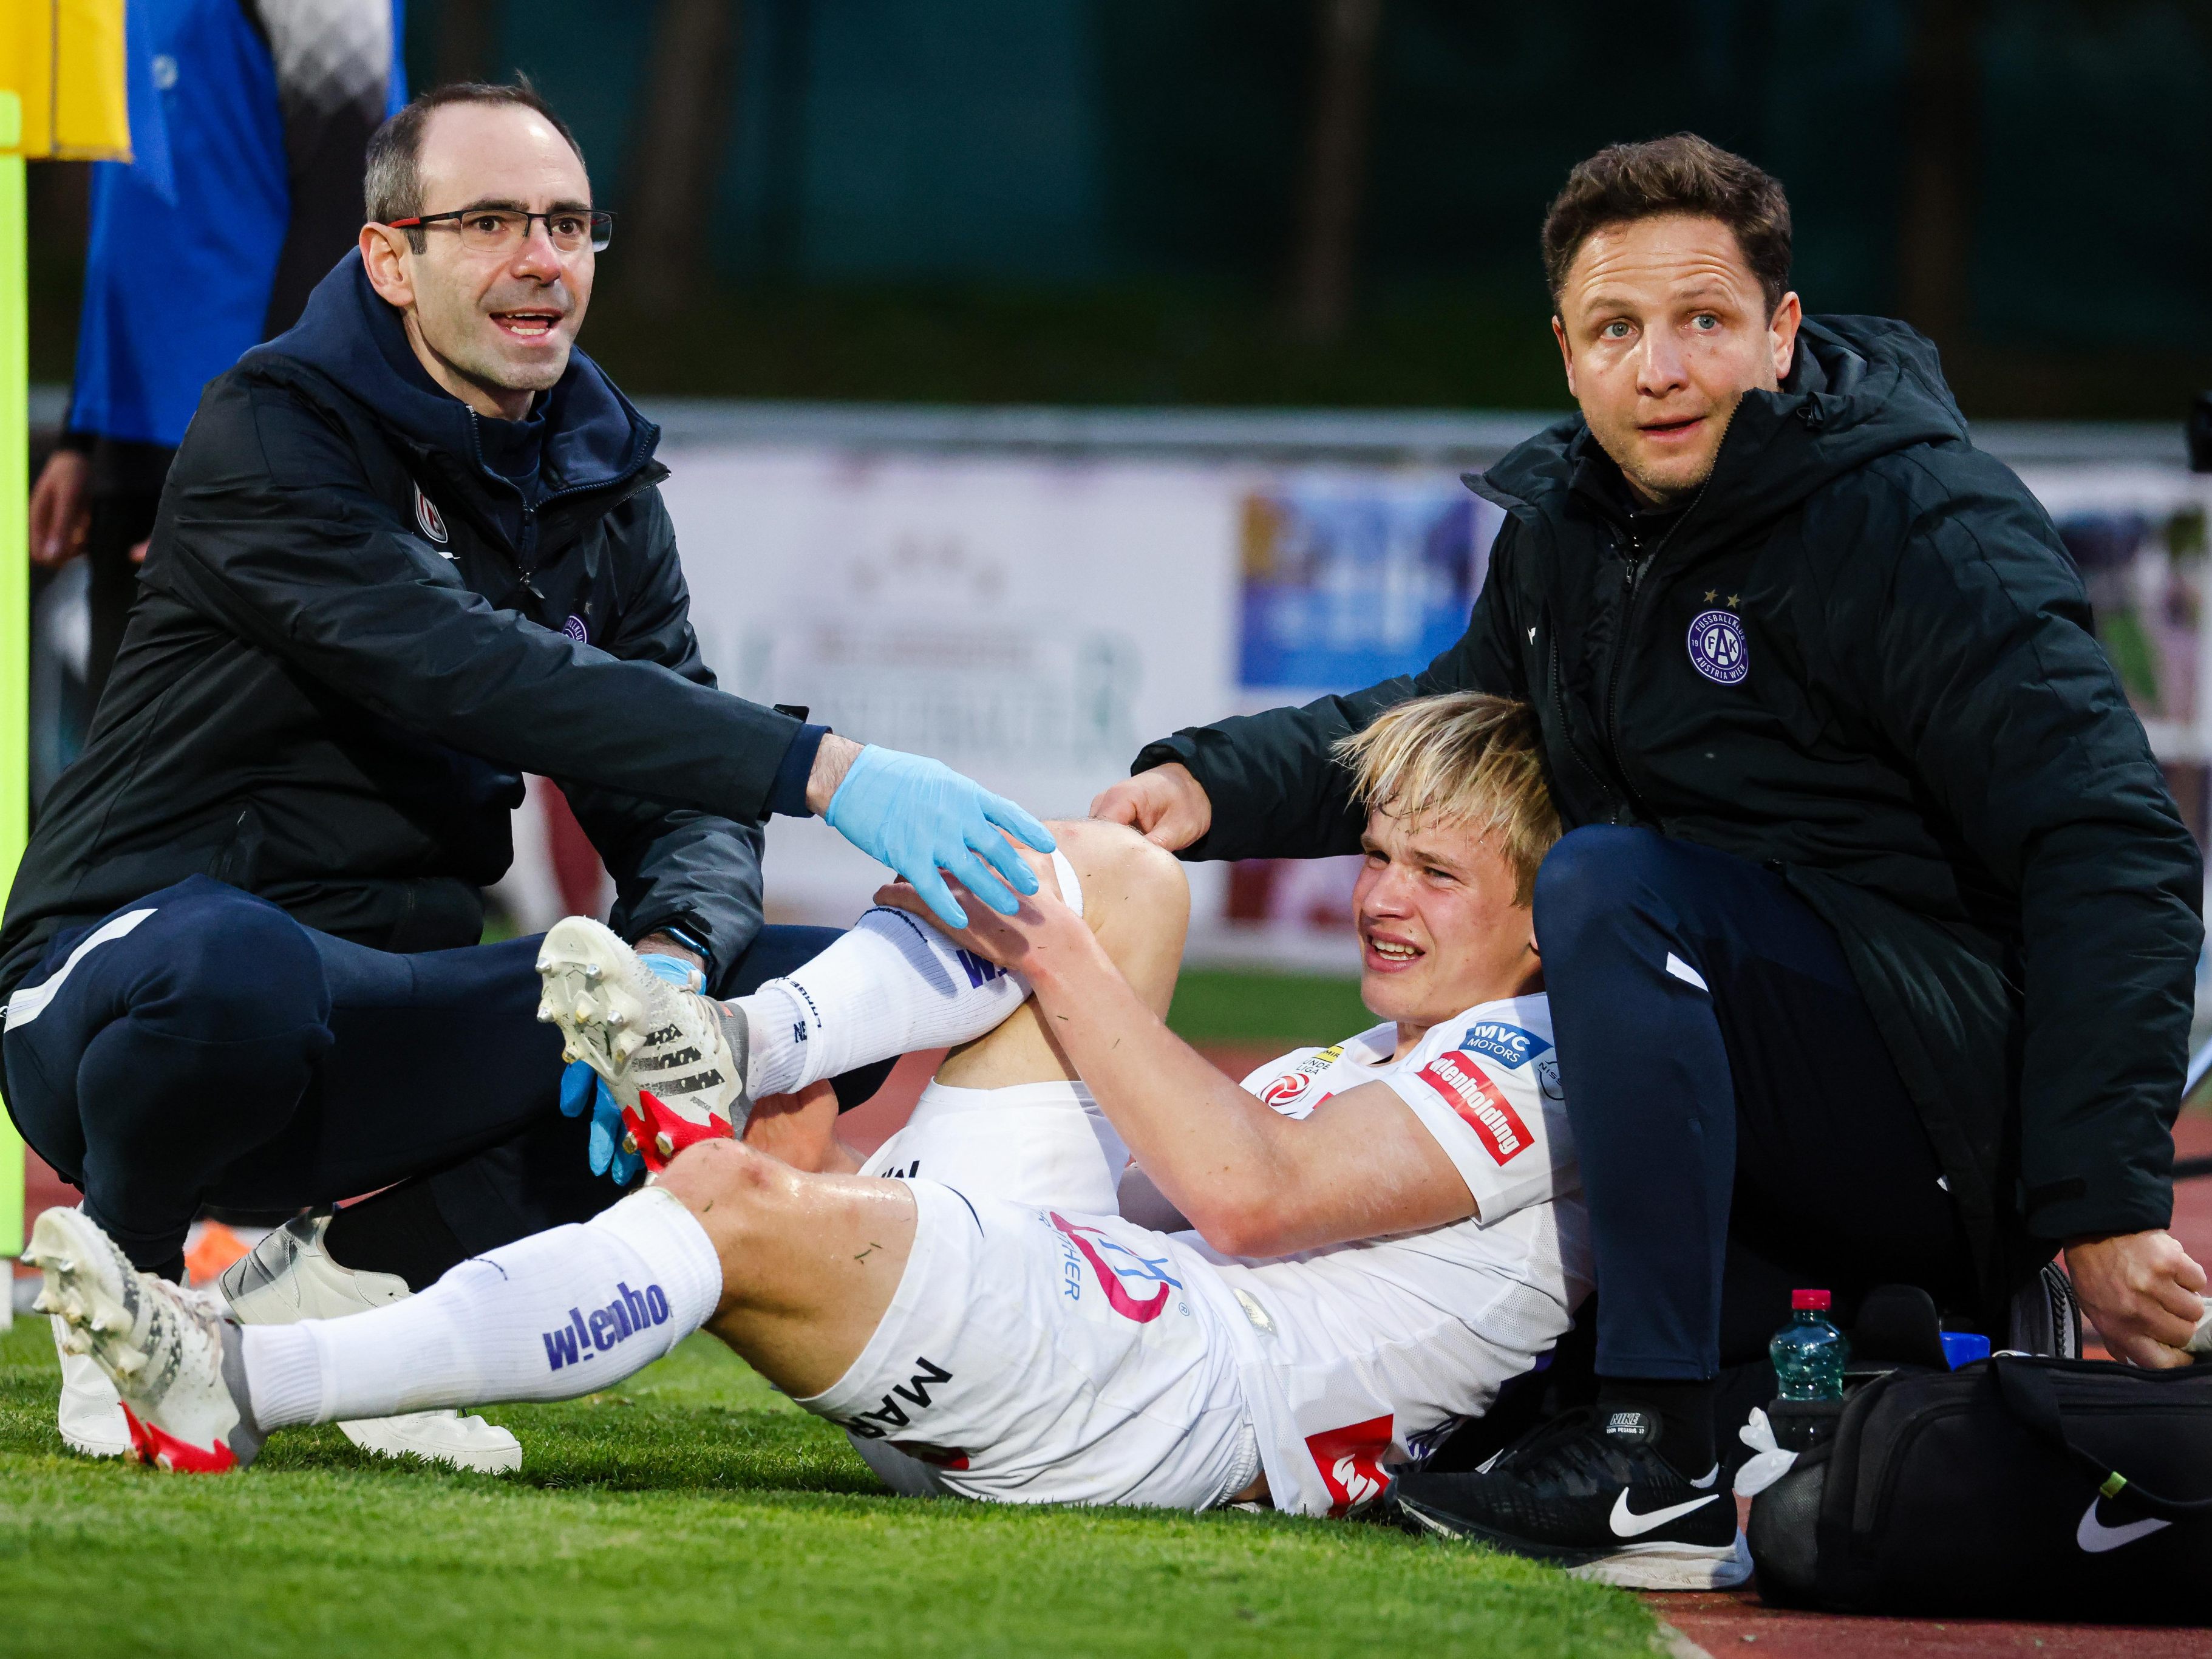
[1057,817,1189,931]
[658,1139,796,1263]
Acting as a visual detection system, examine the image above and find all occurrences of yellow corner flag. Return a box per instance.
[2,0,132,161]
[0,2,129,1273]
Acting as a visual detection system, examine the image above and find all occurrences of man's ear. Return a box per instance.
[1768,291,1802,385]
[1551,315,1577,400]
[359,223,415,310]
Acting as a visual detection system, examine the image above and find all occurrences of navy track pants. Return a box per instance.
[1534,827,1978,1380]
[1,876,865,1275]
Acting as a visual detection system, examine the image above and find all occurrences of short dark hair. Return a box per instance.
[364,79,589,248]
[1540,133,1792,316]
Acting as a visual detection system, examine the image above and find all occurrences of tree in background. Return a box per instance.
[1287,0,1383,344]
[1898,0,1982,345]
[626,0,742,312]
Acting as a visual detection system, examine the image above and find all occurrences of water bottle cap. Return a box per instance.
[1791,1288,1832,1312]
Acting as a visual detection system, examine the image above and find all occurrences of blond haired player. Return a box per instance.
[33,696,1746,1586]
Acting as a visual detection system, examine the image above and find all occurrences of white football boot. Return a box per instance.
[53,1315,134,1457]
[537,915,754,1173]
[218,1215,521,1473]
[27,1206,264,1472]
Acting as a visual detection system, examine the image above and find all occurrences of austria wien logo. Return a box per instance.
[1687,608,1748,685]
[1418,1052,1533,1164]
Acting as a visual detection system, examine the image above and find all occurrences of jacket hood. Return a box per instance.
[1474,315,1969,552]
[239,251,659,499]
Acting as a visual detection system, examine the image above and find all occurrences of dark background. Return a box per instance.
[27,0,2212,415]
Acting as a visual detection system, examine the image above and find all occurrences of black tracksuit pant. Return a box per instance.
[1,875,877,1277]
[1533,826,1981,1379]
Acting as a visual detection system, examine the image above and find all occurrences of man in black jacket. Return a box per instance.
[2,82,1053,1462]
[1097,135,2207,1584]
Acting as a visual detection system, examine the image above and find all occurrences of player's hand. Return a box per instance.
[29,449,92,569]
[2064,1228,2207,1368]
[872,870,1090,983]
[1089,763,1210,852]
[823,743,1055,930]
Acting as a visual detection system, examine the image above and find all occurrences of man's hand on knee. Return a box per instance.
[1090,763,1211,852]
[2063,1228,2207,1368]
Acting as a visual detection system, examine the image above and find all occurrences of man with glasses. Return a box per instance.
[0,81,1053,1472]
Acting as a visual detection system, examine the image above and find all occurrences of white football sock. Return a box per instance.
[739,848,1083,1097]
[241,1188,721,1429]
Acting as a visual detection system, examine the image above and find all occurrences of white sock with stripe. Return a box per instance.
[241,1188,721,1428]
[737,849,1083,1097]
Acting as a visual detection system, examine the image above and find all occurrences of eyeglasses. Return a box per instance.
[385,207,616,254]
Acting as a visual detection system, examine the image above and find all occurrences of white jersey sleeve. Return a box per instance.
[1376,997,1577,1224]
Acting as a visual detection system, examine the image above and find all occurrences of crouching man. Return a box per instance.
[32,697,1743,1589]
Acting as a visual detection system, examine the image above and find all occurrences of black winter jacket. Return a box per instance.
[1139,317,2201,1295]
[1,254,805,995]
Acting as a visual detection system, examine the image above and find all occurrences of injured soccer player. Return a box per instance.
[34,694,1741,1584]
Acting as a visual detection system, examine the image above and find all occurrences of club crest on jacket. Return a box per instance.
[1687,608,1747,685]
[413,483,449,548]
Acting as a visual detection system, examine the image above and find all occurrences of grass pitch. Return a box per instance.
[0,1317,1656,1658]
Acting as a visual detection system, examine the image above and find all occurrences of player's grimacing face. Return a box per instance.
[1551,213,1800,506]
[395,103,595,398]
[1352,806,1540,1039]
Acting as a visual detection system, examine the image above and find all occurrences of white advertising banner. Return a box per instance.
[657,446,1246,929]
[480,414,2205,974]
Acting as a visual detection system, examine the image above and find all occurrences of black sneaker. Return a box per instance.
[1393,1405,1751,1589]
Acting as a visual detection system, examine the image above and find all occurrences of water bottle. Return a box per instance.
[1771,1288,1849,1401]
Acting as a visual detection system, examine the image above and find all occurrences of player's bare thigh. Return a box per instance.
[655,1138,917,1397]
[934,817,1190,1091]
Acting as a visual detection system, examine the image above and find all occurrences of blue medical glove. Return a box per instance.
[823,745,1056,930]
[559,1060,641,1187]
[557,950,703,1185]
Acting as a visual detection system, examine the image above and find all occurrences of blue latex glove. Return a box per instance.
[557,952,703,1185]
[823,746,1056,930]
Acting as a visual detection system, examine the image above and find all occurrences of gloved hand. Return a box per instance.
[557,951,704,1185]
[823,745,1055,930]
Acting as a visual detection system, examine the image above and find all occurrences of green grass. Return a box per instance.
[1166,970,1373,1046]
[0,1319,1653,1658]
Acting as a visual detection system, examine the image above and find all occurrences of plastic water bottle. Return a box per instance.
[1771,1288,1850,1400]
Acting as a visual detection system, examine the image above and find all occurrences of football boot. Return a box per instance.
[27,1206,262,1473]
[537,915,754,1173]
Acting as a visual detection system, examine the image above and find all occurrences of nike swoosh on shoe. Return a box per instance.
[1608,1488,1721,1538]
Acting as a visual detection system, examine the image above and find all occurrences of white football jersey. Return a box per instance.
[1169,993,1593,1517]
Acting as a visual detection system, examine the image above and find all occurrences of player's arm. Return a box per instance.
[152,381,806,823]
[1099,520,1530,858]
[882,879,1472,1256]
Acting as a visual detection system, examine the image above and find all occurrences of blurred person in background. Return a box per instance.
[27,0,408,707]
[1097,134,2205,1579]
[2,81,1053,1471]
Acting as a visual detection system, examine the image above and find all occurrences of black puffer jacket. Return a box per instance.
[1139,316,2202,1295]
[1,254,804,995]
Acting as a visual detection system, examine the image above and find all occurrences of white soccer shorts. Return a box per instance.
[796,1179,1258,1509]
